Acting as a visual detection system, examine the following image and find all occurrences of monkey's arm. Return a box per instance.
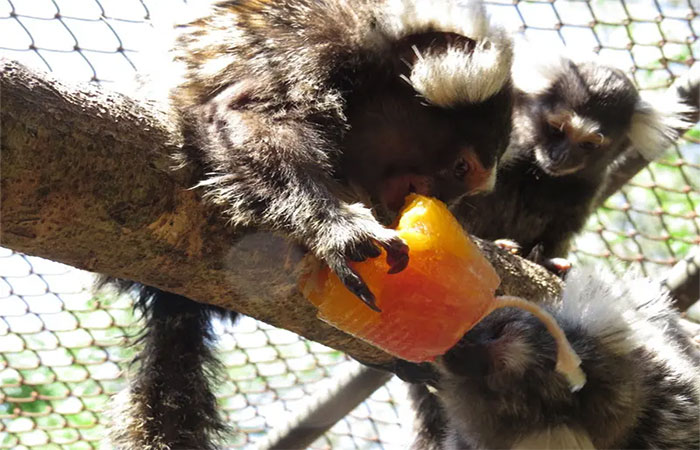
[191,95,408,310]
[171,2,415,309]
[536,208,591,259]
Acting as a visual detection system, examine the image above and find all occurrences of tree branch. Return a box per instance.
[662,247,699,312]
[1,59,561,366]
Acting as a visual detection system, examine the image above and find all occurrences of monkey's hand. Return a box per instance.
[318,203,409,312]
[495,240,572,278]
[527,244,572,278]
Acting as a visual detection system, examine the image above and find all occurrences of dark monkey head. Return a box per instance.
[341,24,514,213]
[519,61,639,176]
[509,58,690,178]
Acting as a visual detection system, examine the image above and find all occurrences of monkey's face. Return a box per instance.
[520,61,639,177]
[342,82,512,213]
[440,308,558,388]
[424,308,567,447]
[428,274,650,449]
[532,109,611,176]
[339,28,513,214]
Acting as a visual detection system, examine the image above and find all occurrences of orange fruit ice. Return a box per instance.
[299,194,501,362]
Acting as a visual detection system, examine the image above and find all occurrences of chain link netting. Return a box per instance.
[573,139,700,276]
[1,0,698,448]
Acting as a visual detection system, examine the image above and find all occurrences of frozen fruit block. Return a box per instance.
[300,194,588,391]
[300,194,500,362]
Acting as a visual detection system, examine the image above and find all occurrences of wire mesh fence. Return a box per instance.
[573,137,700,277]
[0,251,413,449]
[1,0,698,448]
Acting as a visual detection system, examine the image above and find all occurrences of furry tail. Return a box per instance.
[409,384,448,450]
[107,282,235,449]
[629,63,698,160]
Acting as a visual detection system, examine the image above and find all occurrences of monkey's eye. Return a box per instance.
[453,158,471,180]
[546,122,566,139]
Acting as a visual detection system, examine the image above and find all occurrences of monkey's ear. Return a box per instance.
[509,41,568,95]
[386,0,513,107]
[628,92,694,160]
[403,30,512,108]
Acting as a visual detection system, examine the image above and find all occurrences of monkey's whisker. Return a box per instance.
[411,44,424,61]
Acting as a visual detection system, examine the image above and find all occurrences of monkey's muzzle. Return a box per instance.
[379,174,433,212]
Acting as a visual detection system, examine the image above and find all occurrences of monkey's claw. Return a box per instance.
[331,261,380,312]
[383,238,409,274]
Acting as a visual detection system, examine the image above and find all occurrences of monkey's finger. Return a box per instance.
[347,240,382,262]
[382,238,409,274]
[330,259,381,312]
[494,239,521,255]
[542,258,572,278]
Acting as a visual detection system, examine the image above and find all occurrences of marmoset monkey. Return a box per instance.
[108,1,515,448]
[172,0,513,308]
[453,53,693,259]
[409,268,700,449]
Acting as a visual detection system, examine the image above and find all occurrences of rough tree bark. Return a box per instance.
[1,57,582,366]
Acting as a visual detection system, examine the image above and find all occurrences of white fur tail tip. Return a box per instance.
[409,28,513,107]
[629,92,694,161]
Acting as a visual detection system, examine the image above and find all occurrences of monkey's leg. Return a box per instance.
[110,287,232,450]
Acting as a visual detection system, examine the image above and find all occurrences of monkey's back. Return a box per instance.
[170,0,385,118]
[453,157,598,258]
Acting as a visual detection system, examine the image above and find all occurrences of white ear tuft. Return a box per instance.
[510,40,568,94]
[383,0,513,107]
[383,0,491,39]
[408,28,513,106]
[629,91,694,160]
